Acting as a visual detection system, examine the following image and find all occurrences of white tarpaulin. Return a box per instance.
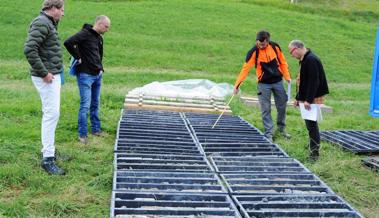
[129,79,233,99]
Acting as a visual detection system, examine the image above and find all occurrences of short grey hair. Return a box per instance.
[95,15,110,24]
[42,0,64,10]
[289,40,305,49]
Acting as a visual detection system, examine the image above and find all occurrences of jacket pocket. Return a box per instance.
[260,59,282,83]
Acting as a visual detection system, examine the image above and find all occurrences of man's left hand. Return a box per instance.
[304,101,311,110]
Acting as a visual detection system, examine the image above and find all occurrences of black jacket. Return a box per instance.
[64,24,103,75]
[296,50,329,103]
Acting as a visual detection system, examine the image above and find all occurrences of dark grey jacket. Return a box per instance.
[24,12,63,77]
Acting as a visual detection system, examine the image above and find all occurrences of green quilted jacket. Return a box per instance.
[24,12,63,77]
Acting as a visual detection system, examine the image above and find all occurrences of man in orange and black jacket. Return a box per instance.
[234,30,291,142]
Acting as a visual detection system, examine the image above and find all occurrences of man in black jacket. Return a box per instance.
[288,40,329,162]
[64,15,111,144]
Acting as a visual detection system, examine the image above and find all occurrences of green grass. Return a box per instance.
[241,0,379,23]
[1,0,379,217]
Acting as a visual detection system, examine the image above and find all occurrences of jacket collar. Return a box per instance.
[303,49,312,59]
[82,24,101,37]
[258,43,273,51]
[40,11,58,28]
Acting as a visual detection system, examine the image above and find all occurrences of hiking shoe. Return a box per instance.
[308,151,320,163]
[41,157,65,175]
[54,149,72,162]
[308,155,319,163]
[278,130,291,139]
[79,136,88,144]
[92,131,104,137]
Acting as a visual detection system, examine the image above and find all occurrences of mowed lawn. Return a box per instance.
[0,0,379,217]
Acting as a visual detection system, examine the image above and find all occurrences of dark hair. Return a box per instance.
[256,30,270,42]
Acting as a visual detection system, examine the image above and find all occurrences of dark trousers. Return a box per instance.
[305,120,320,157]
[257,81,288,138]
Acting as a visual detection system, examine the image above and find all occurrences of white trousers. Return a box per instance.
[32,74,61,158]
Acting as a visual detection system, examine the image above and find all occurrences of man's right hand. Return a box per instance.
[293,100,299,107]
[233,88,239,95]
[43,72,54,83]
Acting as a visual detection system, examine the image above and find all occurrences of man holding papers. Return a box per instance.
[288,40,329,162]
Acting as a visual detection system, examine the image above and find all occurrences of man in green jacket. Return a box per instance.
[24,0,65,175]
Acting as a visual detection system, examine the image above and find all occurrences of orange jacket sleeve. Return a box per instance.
[275,47,291,81]
[234,52,256,89]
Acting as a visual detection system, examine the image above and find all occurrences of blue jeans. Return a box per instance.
[77,72,102,137]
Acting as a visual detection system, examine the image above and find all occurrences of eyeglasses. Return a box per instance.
[289,47,297,55]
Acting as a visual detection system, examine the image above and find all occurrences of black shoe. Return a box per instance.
[308,153,319,163]
[309,144,320,163]
[41,157,65,175]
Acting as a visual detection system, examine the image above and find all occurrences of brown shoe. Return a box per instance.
[278,130,291,139]
[79,136,88,144]
[92,131,104,137]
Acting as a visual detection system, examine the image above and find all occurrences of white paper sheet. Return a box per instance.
[299,103,322,121]
[287,81,291,102]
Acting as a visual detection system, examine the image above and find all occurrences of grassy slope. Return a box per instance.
[0,0,378,217]
[241,0,379,23]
